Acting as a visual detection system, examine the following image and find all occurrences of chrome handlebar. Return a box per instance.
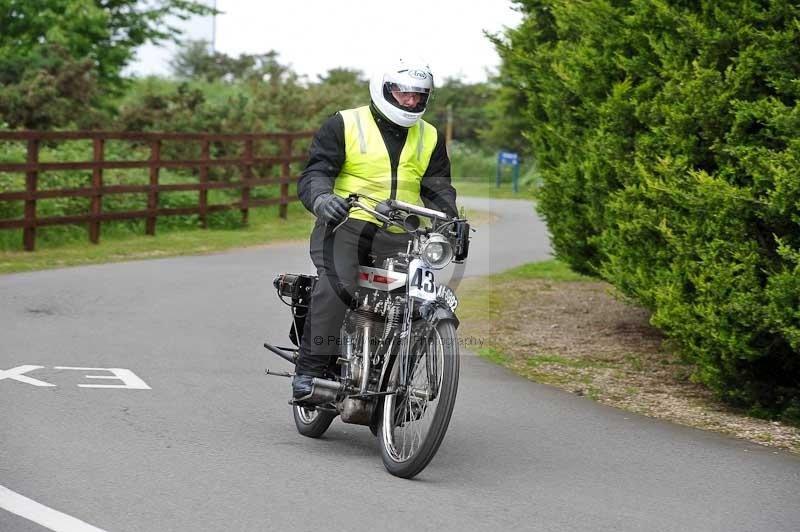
[383,199,449,221]
[345,193,460,233]
[342,193,471,262]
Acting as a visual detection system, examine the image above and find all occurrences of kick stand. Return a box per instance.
[263,342,298,364]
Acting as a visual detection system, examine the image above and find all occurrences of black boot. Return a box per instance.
[292,374,315,401]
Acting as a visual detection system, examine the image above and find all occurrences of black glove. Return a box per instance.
[313,193,350,225]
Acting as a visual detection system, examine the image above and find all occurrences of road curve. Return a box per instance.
[1,198,798,532]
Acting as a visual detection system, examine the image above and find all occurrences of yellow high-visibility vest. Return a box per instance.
[333,106,438,232]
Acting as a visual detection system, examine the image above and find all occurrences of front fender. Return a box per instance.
[417,299,460,329]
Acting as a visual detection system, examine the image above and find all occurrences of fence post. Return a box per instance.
[279,137,292,219]
[199,139,209,229]
[241,138,253,225]
[445,104,453,157]
[146,139,160,236]
[23,139,39,252]
[496,152,502,189]
[89,138,104,244]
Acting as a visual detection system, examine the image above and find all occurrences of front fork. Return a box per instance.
[396,298,440,401]
[398,298,415,389]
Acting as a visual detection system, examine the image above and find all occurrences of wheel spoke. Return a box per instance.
[297,406,318,424]
[382,327,447,463]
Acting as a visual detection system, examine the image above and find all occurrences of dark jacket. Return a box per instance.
[298,104,458,219]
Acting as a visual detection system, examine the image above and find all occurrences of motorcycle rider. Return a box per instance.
[293,58,458,404]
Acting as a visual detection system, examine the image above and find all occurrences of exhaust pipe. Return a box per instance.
[264,341,346,403]
[305,377,345,404]
[360,325,371,394]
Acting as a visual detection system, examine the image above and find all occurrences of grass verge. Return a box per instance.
[0,204,493,275]
[452,178,536,200]
[457,259,800,454]
[0,203,315,274]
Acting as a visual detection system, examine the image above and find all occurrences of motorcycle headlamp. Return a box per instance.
[421,234,453,270]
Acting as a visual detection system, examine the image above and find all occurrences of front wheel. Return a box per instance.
[378,320,460,478]
[293,405,336,438]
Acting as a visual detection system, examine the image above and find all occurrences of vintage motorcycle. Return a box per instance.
[264,192,471,478]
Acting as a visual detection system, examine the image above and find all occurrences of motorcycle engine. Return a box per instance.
[339,291,405,426]
[346,291,404,342]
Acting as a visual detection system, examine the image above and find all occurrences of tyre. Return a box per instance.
[378,320,459,478]
[293,405,336,438]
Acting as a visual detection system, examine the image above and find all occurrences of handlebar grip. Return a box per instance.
[375,202,393,217]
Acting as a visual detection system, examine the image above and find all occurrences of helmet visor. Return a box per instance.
[384,82,430,113]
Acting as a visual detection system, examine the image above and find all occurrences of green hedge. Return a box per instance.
[497,0,800,421]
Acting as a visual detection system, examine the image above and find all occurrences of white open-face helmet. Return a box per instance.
[369,58,434,128]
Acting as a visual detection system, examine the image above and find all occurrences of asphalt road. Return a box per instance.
[1,198,798,532]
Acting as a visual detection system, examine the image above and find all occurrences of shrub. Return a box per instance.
[497,0,800,421]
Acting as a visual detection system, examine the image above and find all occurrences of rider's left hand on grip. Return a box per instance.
[314,193,350,225]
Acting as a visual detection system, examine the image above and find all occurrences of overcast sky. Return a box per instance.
[128,0,523,83]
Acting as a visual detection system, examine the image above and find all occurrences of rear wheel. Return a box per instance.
[293,405,336,438]
[378,321,459,478]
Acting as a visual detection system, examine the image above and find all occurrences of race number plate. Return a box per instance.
[437,285,459,312]
[408,258,437,301]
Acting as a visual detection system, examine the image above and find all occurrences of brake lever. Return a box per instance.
[331,197,359,233]
[334,199,405,234]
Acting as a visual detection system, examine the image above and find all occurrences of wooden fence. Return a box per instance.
[0,130,315,251]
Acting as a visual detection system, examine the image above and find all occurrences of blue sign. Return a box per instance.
[496,151,520,193]
[498,151,519,165]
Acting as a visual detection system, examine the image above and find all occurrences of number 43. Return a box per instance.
[411,267,435,293]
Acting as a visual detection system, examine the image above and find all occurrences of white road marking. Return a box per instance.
[0,485,109,532]
[0,365,55,387]
[54,367,151,389]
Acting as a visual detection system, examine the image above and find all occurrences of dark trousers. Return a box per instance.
[295,218,412,377]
